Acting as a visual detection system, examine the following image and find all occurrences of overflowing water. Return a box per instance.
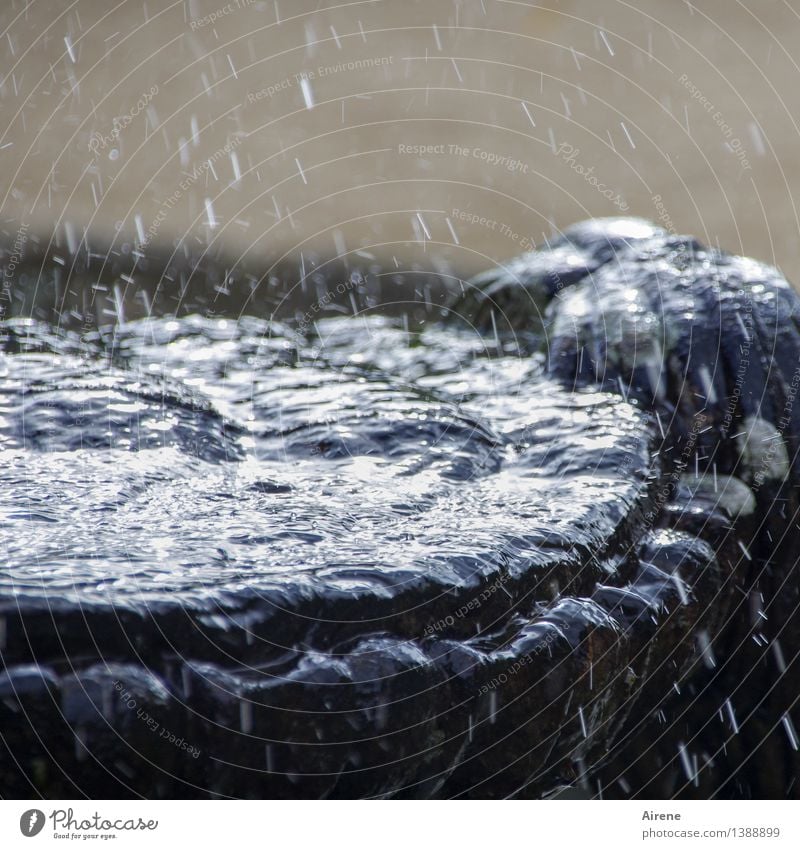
[0,312,651,646]
[3,219,800,799]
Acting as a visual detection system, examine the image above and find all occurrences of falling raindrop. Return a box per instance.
[697,630,716,668]
[724,698,740,734]
[598,30,614,56]
[678,742,695,783]
[772,640,787,674]
[620,121,635,149]
[672,573,690,605]
[240,700,253,733]
[521,101,536,127]
[445,217,459,244]
[64,35,76,63]
[300,77,315,109]
[205,198,217,229]
[782,714,799,751]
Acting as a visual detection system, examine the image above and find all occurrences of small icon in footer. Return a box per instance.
[19,810,45,837]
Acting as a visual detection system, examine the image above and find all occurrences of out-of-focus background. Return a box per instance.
[2,0,800,303]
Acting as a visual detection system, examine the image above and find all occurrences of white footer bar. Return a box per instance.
[1,799,797,848]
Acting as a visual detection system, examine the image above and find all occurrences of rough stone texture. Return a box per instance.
[1,219,798,797]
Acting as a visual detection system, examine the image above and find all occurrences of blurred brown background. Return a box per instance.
[2,0,800,286]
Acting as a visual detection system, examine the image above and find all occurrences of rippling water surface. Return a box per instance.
[0,313,650,646]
